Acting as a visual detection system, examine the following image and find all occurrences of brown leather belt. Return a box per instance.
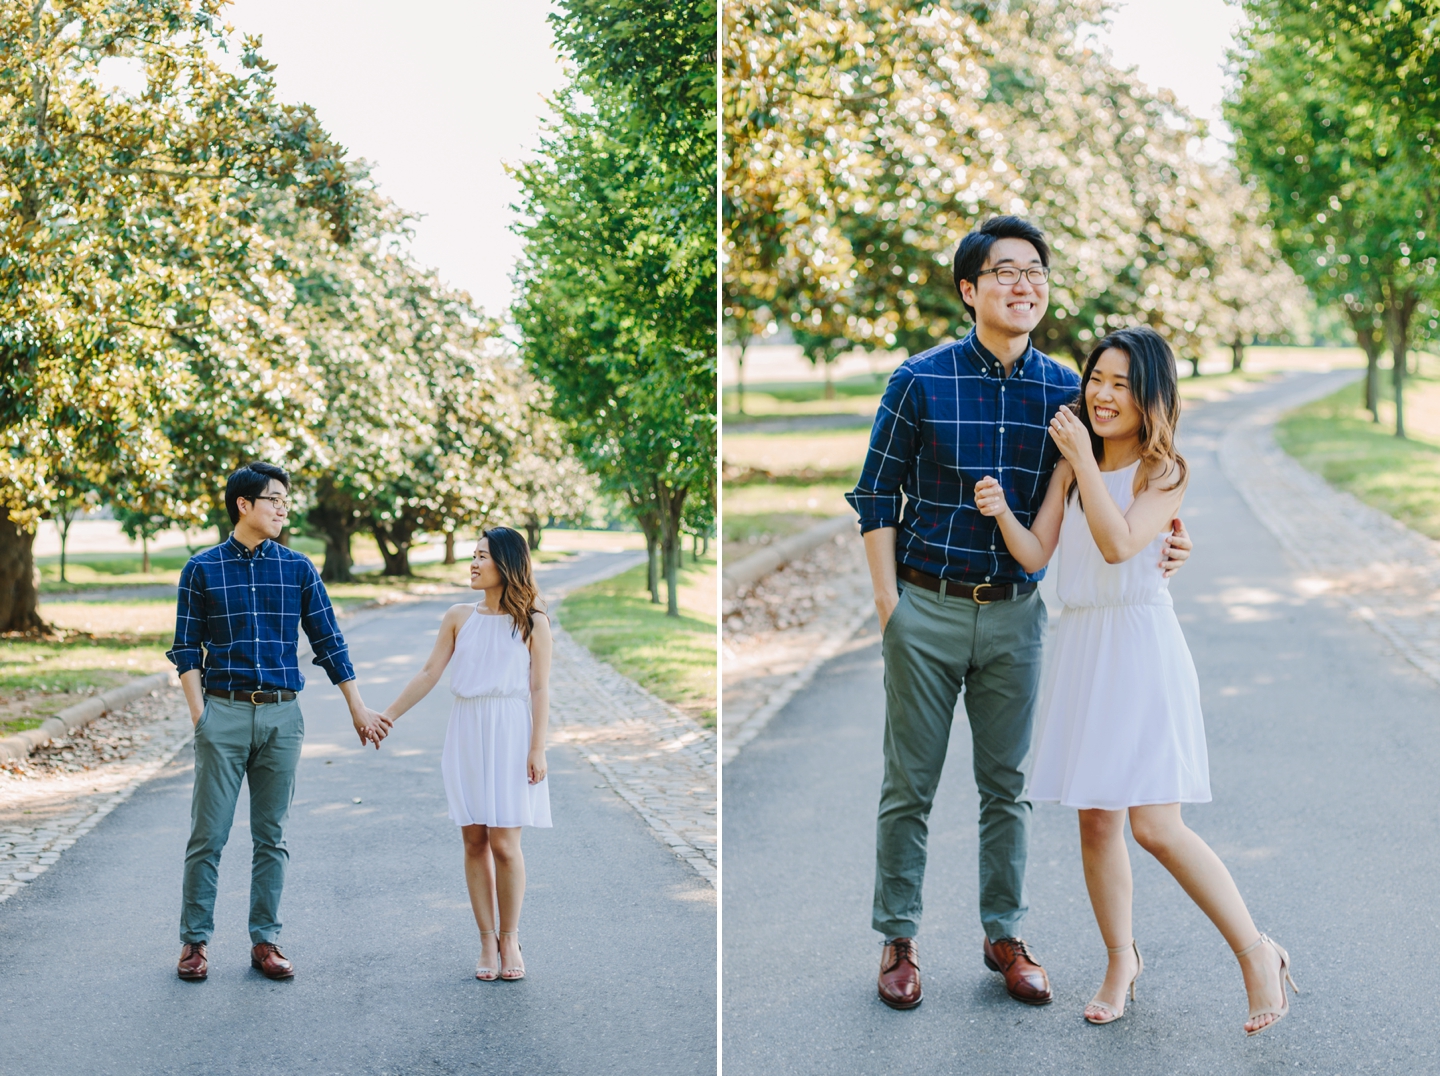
[897,563,1037,604]
[206,688,297,705]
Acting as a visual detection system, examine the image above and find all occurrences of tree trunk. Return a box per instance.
[823,357,836,400]
[0,512,47,634]
[654,480,688,618]
[319,521,355,583]
[737,351,746,416]
[524,514,542,552]
[1389,290,1418,440]
[444,530,456,565]
[142,535,150,575]
[58,514,73,583]
[1189,355,1202,378]
[1346,308,1384,420]
[1230,336,1244,372]
[372,520,414,576]
[626,493,662,604]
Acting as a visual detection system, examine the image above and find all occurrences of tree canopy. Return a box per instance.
[513,0,717,616]
[1226,0,1440,435]
[724,0,1307,381]
[0,2,594,631]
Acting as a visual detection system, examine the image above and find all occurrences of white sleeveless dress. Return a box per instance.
[1026,460,1211,810]
[441,607,552,828]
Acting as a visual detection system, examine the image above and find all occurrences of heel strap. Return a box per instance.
[1106,940,1136,955]
[1234,933,1268,959]
[498,930,519,937]
[479,928,497,937]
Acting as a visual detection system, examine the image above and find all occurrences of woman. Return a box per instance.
[383,526,552,981]
[973,326,1296,1035]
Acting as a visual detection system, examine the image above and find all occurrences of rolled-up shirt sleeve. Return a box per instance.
[166,559,207,675]
[845,364,919,534]
[298,563,355,685]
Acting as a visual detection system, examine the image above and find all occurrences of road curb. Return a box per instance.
[722,514,856,598]
[0,671,179,763]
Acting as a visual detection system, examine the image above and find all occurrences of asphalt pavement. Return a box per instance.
[722,373,1440,1076]
[0,549,713,1076]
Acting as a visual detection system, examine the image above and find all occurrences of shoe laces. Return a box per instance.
[999,937,1034,962]
[183,942,205,958]
[888,938,918,966]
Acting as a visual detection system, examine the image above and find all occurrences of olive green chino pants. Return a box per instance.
[874,583,1047,942]
[180,695,304,946]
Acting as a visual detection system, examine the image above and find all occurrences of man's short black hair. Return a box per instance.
[952,216,1052,321]
[225,461,290,525]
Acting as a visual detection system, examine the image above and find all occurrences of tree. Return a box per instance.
[0,1,355,631]
[724,1,1309,378]
[1227,0,1440,436]
[115,505,171,575]
[514,0,716,617]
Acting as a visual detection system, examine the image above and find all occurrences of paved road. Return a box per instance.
[0,550,713,1076]
[723,373,1440,1076]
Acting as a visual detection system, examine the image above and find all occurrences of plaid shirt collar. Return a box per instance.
[965,331,1033,380]
[225,534,271,561]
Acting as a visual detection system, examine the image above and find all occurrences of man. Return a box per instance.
[846,216,1192,1010]
[166,461,391,982]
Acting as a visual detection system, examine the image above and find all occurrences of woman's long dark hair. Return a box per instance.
[1068,326,1188,502]
[481,526,544,642]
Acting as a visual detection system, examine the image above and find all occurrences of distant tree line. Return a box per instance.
[0,1,592,634]
[723,0,1313,391]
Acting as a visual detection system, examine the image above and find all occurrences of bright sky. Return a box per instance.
[223,0,569,321]
[1089,0,1243,147]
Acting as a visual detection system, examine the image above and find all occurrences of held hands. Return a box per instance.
[973,476,1010,518]
[527,746,547,785]
[352,707,394,749]
[1048,406,1096,468]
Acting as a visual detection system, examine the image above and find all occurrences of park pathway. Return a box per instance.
[0,550,715,1076]
[723,371,1440,1076]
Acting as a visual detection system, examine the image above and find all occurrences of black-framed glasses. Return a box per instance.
[974,265,1052,286]
[249,494,291,511]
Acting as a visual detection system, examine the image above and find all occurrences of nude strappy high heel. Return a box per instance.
[1084,940,1143,1025]
[1236,933,1298,1037]
[498,929,525,981]
[475,929,499,981]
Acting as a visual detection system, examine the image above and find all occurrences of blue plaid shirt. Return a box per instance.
[846,330,1081,585]
[166,536,356,692]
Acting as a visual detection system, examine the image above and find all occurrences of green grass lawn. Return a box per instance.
[0,634,173,737]
[556,556,717,727]
[1277,374,1440,540]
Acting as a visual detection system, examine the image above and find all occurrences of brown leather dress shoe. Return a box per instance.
[878,937,922,1010]
[177,942,208,981]
[251,942,295,980]
[983,936,1052,1005]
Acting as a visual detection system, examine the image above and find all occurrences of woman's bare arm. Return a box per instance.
[973,461,1073,573]
[381,604,468,721]
[526,614,552,784]
[1068,457,1186,564]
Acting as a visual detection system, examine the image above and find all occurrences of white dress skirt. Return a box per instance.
[440,607,552,828]
[1026,460,1211,810]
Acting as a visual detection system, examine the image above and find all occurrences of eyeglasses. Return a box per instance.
[249,494,290,511]
[973,266,1052,286]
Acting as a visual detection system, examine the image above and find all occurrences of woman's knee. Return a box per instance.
[1078,808,1125,846]
[1129,808,1183,856]
[461,825,490,856]
[488,828,523,865]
